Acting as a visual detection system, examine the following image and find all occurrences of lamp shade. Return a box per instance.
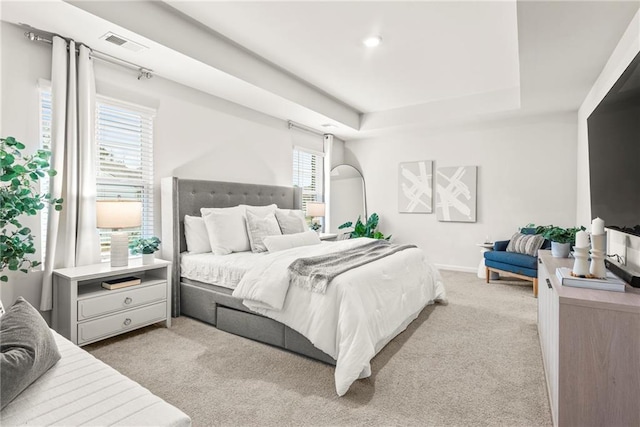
[306,202,326,217]
[96,200,142,229]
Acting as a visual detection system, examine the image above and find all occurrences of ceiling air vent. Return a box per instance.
[104,34,127,46]
[100,32,148,53]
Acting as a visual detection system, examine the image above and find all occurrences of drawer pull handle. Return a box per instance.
[546,278,552,289]
[124,297,132,305]
[123,318,132,326]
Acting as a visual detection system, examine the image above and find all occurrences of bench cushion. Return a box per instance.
[0,297,61,410]
[0,330,191,426]
[484,250,538,271]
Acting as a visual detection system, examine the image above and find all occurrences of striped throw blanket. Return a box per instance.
[288,240,417,293]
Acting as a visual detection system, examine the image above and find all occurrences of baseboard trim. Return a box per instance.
[435,264,477,274]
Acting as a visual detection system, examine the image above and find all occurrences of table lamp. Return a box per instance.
[306,202,325,232]
[96,199,142,267]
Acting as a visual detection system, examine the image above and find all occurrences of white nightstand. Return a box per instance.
[477,243,499,280]
[319,232,338,241]
[52,259,171,346]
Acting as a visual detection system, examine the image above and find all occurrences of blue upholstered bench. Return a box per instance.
[483,230,550,297]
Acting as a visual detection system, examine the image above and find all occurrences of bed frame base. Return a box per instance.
[180,281,336,366]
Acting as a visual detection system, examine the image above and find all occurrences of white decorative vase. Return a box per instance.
[142,253,155,265]
[572,246,590,276]
[551,241,571,258]
[589,233,607,279]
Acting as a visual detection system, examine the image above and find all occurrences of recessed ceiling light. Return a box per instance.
[363,35,382,48]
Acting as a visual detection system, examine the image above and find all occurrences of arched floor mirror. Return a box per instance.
[330,164,366,233]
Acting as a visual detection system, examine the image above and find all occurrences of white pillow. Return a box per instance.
[243,204,277,218]
[200,205,244,217]
[275,209,307,234]
[245,211,282,253]
[202,209,251,255]
[263,231,321,253]
[184,215,212,254]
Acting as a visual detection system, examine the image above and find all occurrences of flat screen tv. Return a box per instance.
[587,50,640,238]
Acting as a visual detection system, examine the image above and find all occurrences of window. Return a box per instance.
[38,88,155,262]
[292,147,323,216]
[95,97,155,261]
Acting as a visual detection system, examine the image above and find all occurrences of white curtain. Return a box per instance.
[41,37,100,310]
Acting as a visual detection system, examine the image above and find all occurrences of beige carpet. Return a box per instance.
[85,271,552,426]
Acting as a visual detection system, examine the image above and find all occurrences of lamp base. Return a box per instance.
[110,231,129,267]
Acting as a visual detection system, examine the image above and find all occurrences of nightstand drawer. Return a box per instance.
[77,301,166,345]
[78,282,166,321]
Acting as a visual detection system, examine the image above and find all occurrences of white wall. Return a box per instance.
[345,112,578,271]
[0,22,304,310]
[577,9,640,271]
[0,23,53,312]
[94,65,297,239]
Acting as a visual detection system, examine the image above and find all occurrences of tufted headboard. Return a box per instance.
[160,177,302,316]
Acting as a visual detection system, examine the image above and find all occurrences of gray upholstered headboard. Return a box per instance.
[160,177,302,316]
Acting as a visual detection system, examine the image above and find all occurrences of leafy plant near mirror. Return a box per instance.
[129,236,161,255]
[338,213,391,240]
[1,136,62,282]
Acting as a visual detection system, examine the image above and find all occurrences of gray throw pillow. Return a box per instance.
[506,232,545,257]
[275,209,307,235]
[0,297,61,410]
[246,211,282,252]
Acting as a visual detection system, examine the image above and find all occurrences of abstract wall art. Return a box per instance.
[398,160,433,213]
[435,165,477,222]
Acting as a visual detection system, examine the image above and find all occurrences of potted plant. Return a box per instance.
[1,136,62,282]
[129,236,161,265]
[338,213,391,240]
[542,225,586,258]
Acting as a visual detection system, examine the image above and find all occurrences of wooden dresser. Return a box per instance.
[537,250,640,426]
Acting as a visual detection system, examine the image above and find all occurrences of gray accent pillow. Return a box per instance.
[246,211,282,252]
[506,232,545,257]
[275,209,307,234]
[0,297,61,410]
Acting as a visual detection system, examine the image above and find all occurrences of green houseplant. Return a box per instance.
[129,236,161,265]
[542,226,586,245]
[338,213,391,240]
[1,136,62,282]
[523,224,585,258]
[543,226,585,258]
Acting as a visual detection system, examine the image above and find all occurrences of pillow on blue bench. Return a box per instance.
[506,232,545,257]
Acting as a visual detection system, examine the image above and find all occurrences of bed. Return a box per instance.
[161,177,446,396]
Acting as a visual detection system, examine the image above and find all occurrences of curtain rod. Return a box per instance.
[24,29,153,80]
[288,120,333,137]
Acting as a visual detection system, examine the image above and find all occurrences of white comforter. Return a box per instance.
[232,238,447,396]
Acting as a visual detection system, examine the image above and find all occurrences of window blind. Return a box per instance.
[292,147,323,216]
[96,97,155,261]
[39,88,52,262]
